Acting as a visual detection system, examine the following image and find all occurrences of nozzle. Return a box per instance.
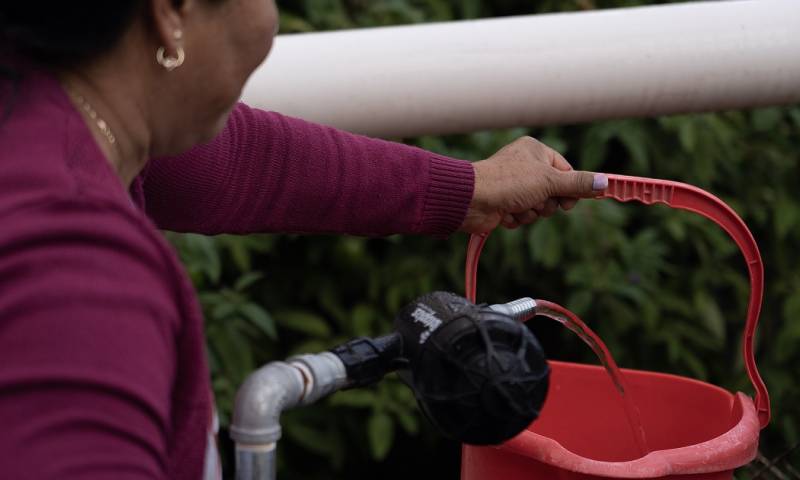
[489,297,537,322]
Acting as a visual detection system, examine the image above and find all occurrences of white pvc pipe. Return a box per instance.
[243,0,800,138]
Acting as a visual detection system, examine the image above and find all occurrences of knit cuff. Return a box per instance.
[419,154,475,237]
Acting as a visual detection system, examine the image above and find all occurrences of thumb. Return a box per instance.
[551,170,608,198]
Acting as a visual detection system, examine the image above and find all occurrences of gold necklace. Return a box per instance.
[66,88,117,147]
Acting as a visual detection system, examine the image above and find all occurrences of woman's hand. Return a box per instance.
[460,136,608,233]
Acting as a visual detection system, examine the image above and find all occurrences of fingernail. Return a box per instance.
[592,173,608,191]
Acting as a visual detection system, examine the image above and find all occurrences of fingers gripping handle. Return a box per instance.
[602,174,770,428]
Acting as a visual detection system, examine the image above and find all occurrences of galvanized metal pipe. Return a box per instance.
[243,0,800,138]
[235,444,276,480]
[230,353,347,480]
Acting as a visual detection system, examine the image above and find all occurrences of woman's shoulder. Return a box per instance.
[0,68,130,217]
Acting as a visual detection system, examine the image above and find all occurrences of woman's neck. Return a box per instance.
[59,63,152,188]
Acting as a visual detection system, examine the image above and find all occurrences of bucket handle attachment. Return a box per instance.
[465,174,770,428]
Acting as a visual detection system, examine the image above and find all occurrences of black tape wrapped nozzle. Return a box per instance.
[332,292,549,445]
[394,292,549,445]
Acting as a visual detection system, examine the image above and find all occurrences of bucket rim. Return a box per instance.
[481,391,759,477]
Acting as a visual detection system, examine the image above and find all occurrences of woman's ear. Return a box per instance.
[149,0,187,56]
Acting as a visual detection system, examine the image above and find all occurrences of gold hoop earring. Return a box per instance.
[156,46,185,71]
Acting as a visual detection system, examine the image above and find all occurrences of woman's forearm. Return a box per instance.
[143,103,474,237]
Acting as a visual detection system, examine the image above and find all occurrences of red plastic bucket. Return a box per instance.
[461,175,770,479]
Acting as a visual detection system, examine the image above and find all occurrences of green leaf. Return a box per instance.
[394,410,419,435]
[304,0,351,29]
[211,301,236,320]
[274,310,332,338]
[539,131,568,155]
[367,411,394,460]
[222,236,254,272]
[774,195,798,240]
[694,292,726,345]
[289,339,331,357]
[319,283,348,326]
[351,304,376,337]
[579,124,610,171]
[459,0,481,19]
[329,389,376,408]
[752,108,783,132]
[775,294,800,362]
[186,234,221,283]
[681,350,709,380]
[674,117,697,152]
[664,216,687,241]
[240,303,277,340]
[234,272,264,291]
[789,107,800,128]
[593,201,627,228]
[279,12,316,33]
[415,136,449,155]
[284,421,333,457]
[527,220,562,268]
[208,323,253,382]
[566,290,593,316]
[617,121,650,171]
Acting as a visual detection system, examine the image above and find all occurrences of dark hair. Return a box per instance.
[0,2,167,124]
[0,1,213,124]
[0,2,146,68]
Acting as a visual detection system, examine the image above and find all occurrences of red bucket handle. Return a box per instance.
[601,174,768,427]
[465,174,770,428]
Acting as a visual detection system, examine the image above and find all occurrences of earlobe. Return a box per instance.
[149,0,187,71]
[149,0,186,52]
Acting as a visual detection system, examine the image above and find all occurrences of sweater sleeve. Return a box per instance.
[142,103,475,237]
[0,199,179,479]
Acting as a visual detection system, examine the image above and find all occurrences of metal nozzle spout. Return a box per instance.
[489,297,538,322]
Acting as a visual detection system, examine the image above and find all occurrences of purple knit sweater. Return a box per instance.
[0,65,474,478]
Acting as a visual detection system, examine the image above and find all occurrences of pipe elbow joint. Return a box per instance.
[230,361,305,446]
[229,353,347,447]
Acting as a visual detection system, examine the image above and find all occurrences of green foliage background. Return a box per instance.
[171,1,800,477]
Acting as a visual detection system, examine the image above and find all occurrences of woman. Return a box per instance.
[0,1,606,478]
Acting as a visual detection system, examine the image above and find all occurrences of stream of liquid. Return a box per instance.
[534,300,650,457]
[465,233,650,457]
